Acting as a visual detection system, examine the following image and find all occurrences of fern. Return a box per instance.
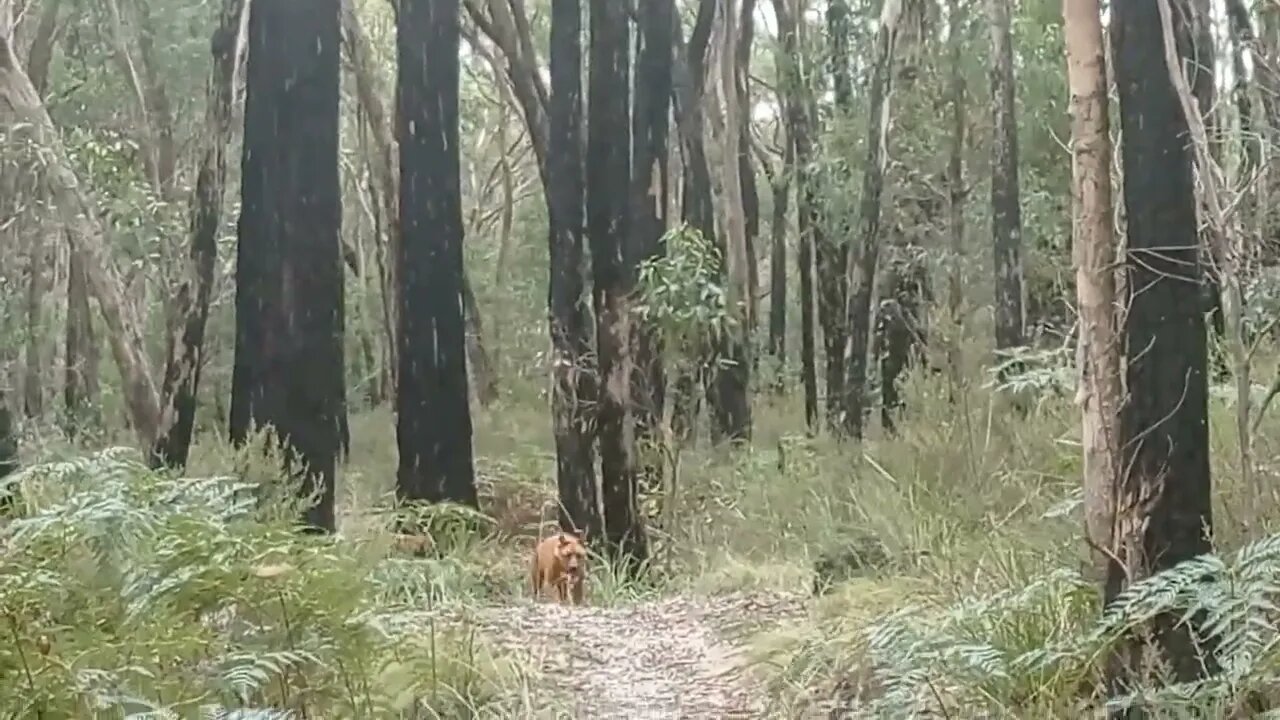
[0,448,516,717]
[856,531,1280,716]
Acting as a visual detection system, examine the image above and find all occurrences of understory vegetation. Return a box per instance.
[8,350,1280,716]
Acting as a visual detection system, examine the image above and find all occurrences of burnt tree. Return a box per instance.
[231,0,346,532]
[589,0,646,570]
[823,0,853,430]
[395,0,477,508]
[630,0,673,438]
[549,0,600,538]
[989,0,1026,359]
[1108,0,1217,693]
[151,0,246,468]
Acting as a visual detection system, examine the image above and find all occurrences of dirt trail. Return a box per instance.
[479,591,807,719]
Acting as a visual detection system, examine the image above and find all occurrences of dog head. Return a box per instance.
[556,532,587,577]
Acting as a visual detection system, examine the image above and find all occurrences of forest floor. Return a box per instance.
[477,590,810,718]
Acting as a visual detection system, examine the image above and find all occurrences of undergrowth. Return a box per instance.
[0,446,532,718]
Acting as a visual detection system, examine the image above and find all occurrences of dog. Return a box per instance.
[529,531,588,605]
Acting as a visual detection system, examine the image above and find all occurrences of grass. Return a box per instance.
[7,344,1280,717]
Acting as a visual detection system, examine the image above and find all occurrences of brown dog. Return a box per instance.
[529,531,587,605]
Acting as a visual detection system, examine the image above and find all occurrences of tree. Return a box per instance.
[631,0,673,440]
[713,0,752,443]
[1107,0,1216,690]
[589,0,646,570]
[548,0,600,538]
[989,0,1025,359]
[670,0,717,440]
[771,0,818,429]
[838,0,904,439]
[150,0,247,469]
[824,0,852,428]
[1,0,162,450]
[395,0,477,509]
[231,0,346,532]
[1063,0,1120,593]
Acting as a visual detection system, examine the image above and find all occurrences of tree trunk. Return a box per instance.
[0,23,162,448]
[1107,0,1217,692]
[548,0,601,538]
[670,0,716,439]
[772,0,818,429]
[395,0,477,509]
[232,0,346,532]
[64,243,100,436]
[131,0,178,198]
[820,0,854,431]
[1065,0,1120,603]
[838,0,900,440]
[714,0,752,443]
[767,136,792,378]
[461,265,499,407]
[946,0,966,394]
[22,230,48,419]
[630,0,673,437]
[990,0,1026,358]
[589,0,646,572]
[150,0,246,469]
[737,0,759,333]
[24,0,59,96]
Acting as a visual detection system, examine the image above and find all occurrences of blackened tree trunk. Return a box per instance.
[395,0,477,509]
[990,0,1025,358]
[1108,0,1217,692]
[839,0,900,440]
[548,0,600,538]
[590,0,646,570]
[150,0,246,469]
[630,0,673,441]
[772,0,818,429]
[64,247,100,437]
[231,0,346,532]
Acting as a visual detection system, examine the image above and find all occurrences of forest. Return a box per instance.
[0,0,1277,716]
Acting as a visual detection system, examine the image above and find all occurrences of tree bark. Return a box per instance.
[150,0,246,469]
[548,0,601,539]
[821,0,854,430]
[737,0,759,333]
[990,0,1026,357]
[838,0,900,440]
[630,0,673,436]
[1107,0,1217,691]
[589,0,646,572]
[1065,0,1120,606]
[946,0,966,395]
[64,242,100,436]
[0,23,163,448]
[461,265,499,407]
[231,0,346,532]
[765,129,792,378]
[395,0,477,509]
[670,0,717,439]
[712,0,752,444]
[23,0,59,96]
[22,228,48,418]
[772,0,818,429]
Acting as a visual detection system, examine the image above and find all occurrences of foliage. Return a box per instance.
[857,532,1280,717]
[634,223,733,367]
[0,448,521,717]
